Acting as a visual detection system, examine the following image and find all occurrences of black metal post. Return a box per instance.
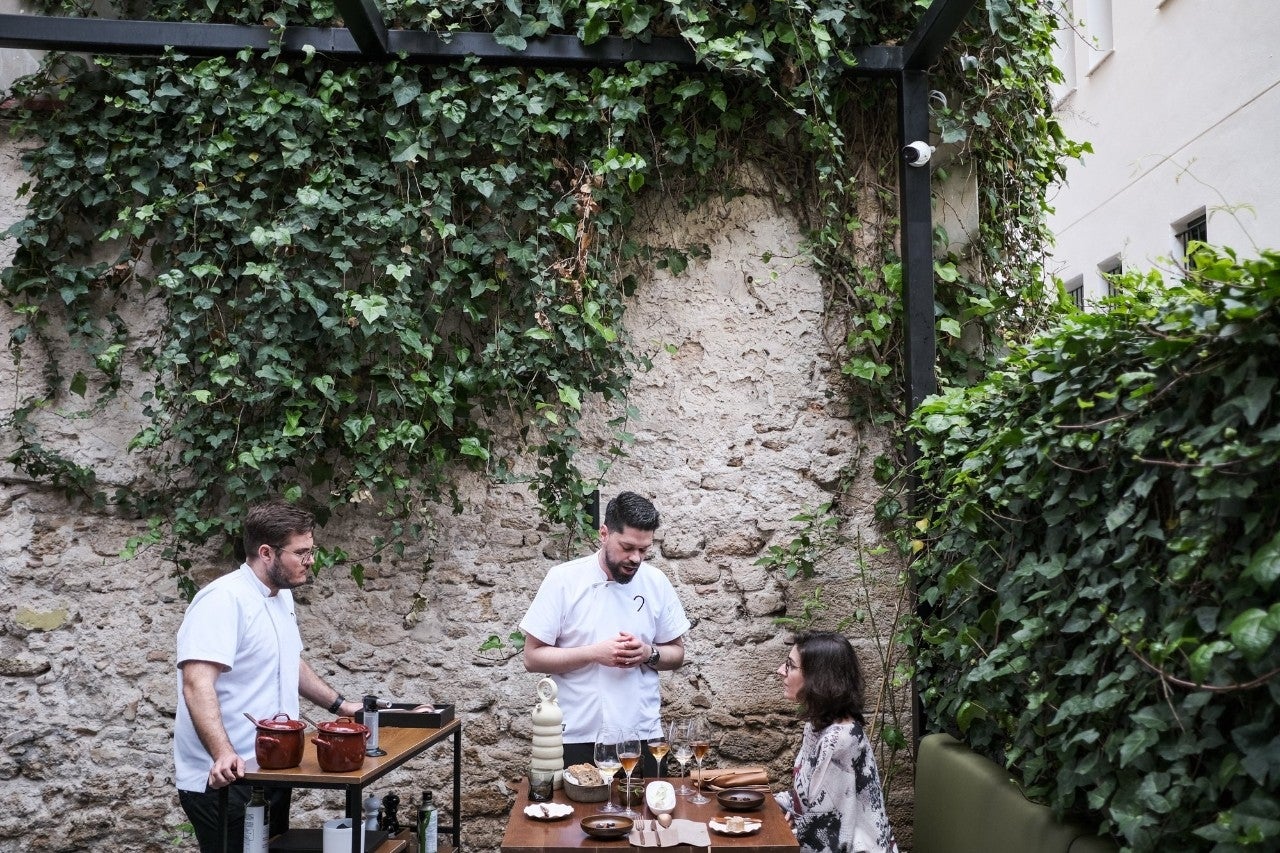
[897,69,938,419]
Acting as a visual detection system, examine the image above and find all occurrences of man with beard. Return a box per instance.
[174,500,363,852]
[521,491,690,770]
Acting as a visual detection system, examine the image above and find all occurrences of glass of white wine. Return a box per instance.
[617,729,643,818]
[594,726,623,814]
[669,718,695,796]
[687,718,711,805]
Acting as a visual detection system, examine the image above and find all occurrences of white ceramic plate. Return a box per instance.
[708,817,763,835]
[525,803,574,820]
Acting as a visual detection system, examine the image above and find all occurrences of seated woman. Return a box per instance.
[774,631,899,853]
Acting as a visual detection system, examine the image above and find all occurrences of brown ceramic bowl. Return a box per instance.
[716,788,766,811]
[581,815,633,839]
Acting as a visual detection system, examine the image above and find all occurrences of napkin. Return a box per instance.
[692,766,770,790]
[628,818,711,848]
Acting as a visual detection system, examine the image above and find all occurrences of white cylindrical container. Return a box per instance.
[322,818,365,853]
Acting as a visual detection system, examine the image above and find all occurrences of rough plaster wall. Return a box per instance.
[0,132,914,851]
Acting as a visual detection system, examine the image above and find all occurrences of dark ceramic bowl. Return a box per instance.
[581,815,633,839]
[613,779,645,808]
[716,788,766,811]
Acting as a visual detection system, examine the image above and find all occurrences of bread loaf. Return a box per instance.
[565,763,605,786]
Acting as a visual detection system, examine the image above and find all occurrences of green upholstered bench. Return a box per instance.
[914,733,1118,853]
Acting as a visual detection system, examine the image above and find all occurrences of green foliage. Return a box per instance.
[909,247,1280,851]
[1,0,1078,593]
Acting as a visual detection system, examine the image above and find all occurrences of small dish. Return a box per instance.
[580,814,634,839]
[524,802,574,820]
[709,816,763,836]
[716,788,766,811]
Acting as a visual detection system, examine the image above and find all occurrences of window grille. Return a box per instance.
[1175,213,1208,261]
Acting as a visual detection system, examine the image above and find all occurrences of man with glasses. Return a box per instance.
[174,500,362,852]
[521,491,691,771]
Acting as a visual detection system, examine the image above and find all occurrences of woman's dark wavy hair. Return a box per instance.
[793,630,866,729]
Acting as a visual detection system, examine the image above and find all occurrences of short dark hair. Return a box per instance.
[793,631,866,729]
[243,500,315,557]
[603,491,660,533]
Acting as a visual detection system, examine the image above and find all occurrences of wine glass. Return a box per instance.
[647,721,671,779]
[669,719,695,796]
[687,718,711,805]
[594,726,623,814]
[617,729,643,817]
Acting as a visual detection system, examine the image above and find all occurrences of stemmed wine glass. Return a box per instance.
[669,719,695,796]
[594,726,623,814]
[617,729,643,817]
[687,718,711,805]
[647,721,671,779]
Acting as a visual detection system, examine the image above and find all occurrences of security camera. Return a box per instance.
[903,141,934,167]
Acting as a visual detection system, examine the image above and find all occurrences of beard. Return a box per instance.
[604,552,640,584]
[267,560,312,590]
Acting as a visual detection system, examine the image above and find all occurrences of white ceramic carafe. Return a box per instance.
[530,677,565,786]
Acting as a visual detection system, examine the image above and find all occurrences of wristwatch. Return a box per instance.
[327,694,344,714]
[646,645,661,667]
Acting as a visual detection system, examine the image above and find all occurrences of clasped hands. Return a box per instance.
[599,631,650,669]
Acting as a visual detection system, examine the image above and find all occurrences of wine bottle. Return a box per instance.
[417,790,438,853]
[243,786,269,853]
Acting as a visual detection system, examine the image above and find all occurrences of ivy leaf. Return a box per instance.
[1244,530,1280,588]
[1227,608,1277,661]
[69,371,88,397]
[351,294,388,324]
[557,385,582,412]
[459,436,489,460]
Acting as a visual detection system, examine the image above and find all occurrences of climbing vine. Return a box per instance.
[909,248,1280,850]
[1,0,1079,593]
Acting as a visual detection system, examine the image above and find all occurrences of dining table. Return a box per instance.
[500,778,800,853]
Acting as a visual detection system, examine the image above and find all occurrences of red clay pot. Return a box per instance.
[253,713,307,770]
[312,717,370,772]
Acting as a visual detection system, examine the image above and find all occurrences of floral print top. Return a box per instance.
[774,721,899,853]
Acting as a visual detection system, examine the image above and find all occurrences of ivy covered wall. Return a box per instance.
[911,249,1280,851]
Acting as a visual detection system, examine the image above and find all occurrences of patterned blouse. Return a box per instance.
[774,721,900,853]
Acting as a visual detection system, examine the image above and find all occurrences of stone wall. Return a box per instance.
[0,129,915,850]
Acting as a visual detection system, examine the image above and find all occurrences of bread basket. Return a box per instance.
[562,767,611,803]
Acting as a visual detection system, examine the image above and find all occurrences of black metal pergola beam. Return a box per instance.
[0,14,700,68]
[0,13,920,72]
[336,0,389,56]
[902,0,979,70]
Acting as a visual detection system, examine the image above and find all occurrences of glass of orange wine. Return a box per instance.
[687,718,711,805]
[617,729,643,817]
[648,721,671,779]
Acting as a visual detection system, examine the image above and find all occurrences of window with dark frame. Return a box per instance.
[1099,256,1123,297]
[1175,212,1208,262]
[1066,277,1085,309]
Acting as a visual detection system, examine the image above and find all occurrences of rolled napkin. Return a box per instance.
[629,818,712,848]
[692,766,770,790]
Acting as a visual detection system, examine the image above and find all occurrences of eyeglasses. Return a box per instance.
[782,657,800,674]
[274,546,316,562]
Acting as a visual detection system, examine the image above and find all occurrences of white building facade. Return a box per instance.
[1046,0,1280,306]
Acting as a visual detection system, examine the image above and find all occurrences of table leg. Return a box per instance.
[347,787,362,853]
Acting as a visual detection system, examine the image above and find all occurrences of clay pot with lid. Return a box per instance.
[253,712,307,770]
[312,717,371,772]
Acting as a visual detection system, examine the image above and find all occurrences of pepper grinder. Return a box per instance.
[364,695,387,757]
[363,792,383,831]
